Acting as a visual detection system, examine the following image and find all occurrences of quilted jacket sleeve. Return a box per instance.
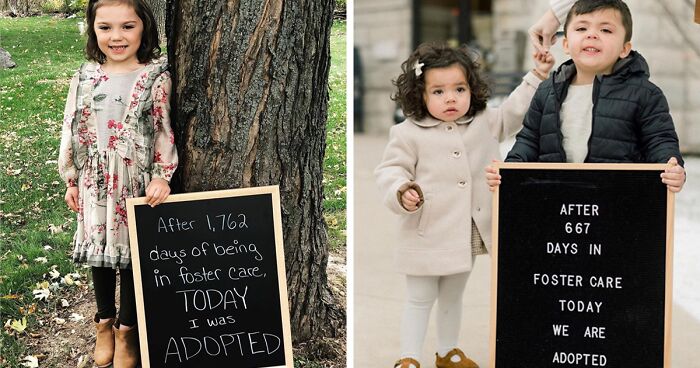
[638,85,684,166]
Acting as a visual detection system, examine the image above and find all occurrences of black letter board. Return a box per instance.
[126,186,293,368]
[490,163,674,368]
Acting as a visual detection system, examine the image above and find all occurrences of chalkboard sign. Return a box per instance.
[490,163,674,368]
[126,186,293,368]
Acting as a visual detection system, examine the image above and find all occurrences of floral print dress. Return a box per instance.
[58,57,178,269]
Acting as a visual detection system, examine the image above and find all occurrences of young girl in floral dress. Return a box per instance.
[58,1,177,366]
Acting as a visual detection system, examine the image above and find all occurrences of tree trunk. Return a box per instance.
[8,0,18,15]
[145,0,166,43]
[167,0,343,342]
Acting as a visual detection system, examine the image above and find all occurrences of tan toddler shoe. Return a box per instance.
[435,348,478,368]
[394,357,420,368]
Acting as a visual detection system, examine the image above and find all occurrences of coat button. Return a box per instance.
[458,181,467,187]
[453,151,461,158]
[446,125,454,131]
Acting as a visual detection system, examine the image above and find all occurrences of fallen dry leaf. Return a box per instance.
[32,289,50,301]
[49,269,60,280]
[20,355,38,368]
[76,354,88,368]
[63,274,74,286]
[33,289,50,301]
[18,304,36,315]
[9,317,27,333]
[47,224,63,235]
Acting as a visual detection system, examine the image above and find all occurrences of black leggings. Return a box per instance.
[92,267,137,326]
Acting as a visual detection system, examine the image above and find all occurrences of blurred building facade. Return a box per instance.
[354,0,700,153]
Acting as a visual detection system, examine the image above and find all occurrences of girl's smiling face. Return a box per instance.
[422,63,471,122]
[94,3,144,71]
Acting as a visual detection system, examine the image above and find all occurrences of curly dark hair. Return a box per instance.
[85,0,161,64]
[392,42,490,121]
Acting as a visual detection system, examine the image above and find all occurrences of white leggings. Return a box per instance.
[400,271,471,359]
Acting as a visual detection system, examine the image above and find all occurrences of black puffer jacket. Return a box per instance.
[506,51,684,166]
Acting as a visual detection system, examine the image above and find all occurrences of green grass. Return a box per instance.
[0,16,85,366]
[0,16,347,366]
[324,20,347,252]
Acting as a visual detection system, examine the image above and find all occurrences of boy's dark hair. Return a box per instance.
[564,0,633,43]
[85,0,161,64]
[392,42,489,121]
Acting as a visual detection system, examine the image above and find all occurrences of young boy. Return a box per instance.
[487,0,686,192]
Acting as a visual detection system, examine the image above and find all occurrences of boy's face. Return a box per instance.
[563,8,632,76]
[422,63,471,122]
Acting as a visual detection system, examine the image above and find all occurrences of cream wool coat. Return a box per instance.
[375,72,542,276]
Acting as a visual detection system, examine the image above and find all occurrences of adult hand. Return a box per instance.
[65,186,79,212]
[661,157,685,193]
[145,178,171,207]
[529,9,561,54]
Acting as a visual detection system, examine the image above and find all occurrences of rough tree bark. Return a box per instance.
[7,0,18,15]
[166,0,343,342]
[144,0,166,43]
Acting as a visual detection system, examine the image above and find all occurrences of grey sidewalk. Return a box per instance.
[353,133,700,367]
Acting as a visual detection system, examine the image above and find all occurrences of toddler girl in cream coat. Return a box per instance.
[375,42,553,368]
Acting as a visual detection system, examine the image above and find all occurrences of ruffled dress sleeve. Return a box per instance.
[149,71,178,182]
[58,72,81,187]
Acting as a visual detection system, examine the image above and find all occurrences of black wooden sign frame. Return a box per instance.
[126,185,293,368]
[490,163,674,368]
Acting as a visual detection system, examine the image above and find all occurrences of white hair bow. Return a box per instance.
[414,60,424,77]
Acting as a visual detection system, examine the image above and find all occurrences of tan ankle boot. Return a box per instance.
[113,323,140,368]
[93,317,115,367]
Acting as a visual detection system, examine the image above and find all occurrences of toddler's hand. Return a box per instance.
[533,51,555,79]
[401,188,421,212]
[145,178,171,207]
[661,157,685,193]
[485,160,502,192]
[64,186,79,212]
